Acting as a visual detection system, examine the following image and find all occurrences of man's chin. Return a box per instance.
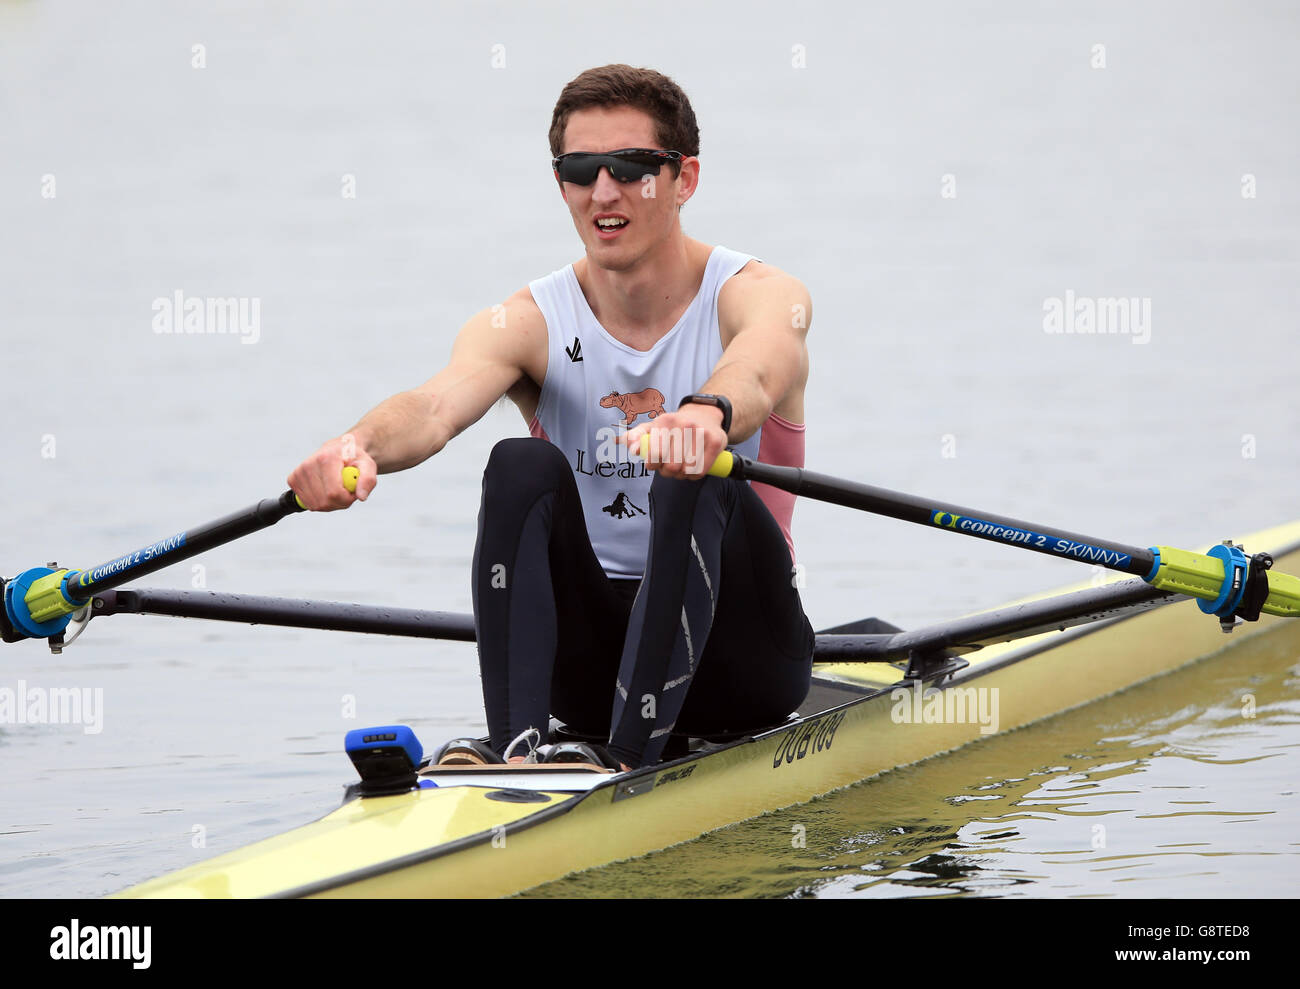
[586,241,642,273]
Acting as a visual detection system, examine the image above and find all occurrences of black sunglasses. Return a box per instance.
[552,148,684,185]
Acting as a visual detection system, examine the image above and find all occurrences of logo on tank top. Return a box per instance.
[602,492,646,519]
[570,386,661,492]
[599,387,665,426]
[565,337,583,362]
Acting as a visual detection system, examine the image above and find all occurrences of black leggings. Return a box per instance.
[472,437,814,767]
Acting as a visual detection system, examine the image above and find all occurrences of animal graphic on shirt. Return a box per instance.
[602,492,646,519]
[599,388,666,426]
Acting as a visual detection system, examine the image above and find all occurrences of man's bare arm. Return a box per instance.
[289,290,547,509]
[627,263,810,479]
[706,264,810,441]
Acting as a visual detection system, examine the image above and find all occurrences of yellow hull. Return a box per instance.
[116,520,1300,898]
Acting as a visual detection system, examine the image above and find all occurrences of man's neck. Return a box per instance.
[575,234,711,349]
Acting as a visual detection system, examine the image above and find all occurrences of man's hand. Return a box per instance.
[288,432,379,511]
[623,403,727,480]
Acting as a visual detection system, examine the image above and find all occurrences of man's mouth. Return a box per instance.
[594,215,629,238]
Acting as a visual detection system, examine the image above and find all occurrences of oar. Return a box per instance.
[1,468,360,642]
[700,449,1300,629]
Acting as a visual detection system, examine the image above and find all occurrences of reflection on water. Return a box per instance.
[522,622,1300,898]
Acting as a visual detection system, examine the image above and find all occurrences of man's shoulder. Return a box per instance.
[496,284,548,332]
[720,255,809,308]
[725,256,801,287]
[504,282,545,312]
[457,285,548,361]
[503,259,585,324]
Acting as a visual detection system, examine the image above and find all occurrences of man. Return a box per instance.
[289,64,814,770]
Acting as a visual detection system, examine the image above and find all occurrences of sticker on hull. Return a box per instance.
[772,711,846,769]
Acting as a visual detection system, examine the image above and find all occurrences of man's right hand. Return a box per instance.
[284,288,546,512]
[288,432,379,511]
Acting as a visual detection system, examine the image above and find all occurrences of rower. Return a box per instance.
[288,64,815,770]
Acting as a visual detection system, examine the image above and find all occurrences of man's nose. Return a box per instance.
[590,167,624,202]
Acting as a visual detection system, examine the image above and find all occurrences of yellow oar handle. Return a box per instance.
[709,450,735,478]
[636,435,735,478]
[294,466,360,510]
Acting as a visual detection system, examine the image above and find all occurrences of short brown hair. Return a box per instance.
[548,65,700,165]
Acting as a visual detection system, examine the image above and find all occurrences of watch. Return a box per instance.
[678,393,732,433]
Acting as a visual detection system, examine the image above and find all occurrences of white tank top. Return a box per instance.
[528,245,805,579]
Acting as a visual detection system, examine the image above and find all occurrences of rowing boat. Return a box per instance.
[5,457,1297,898]
[109,518,1300,898]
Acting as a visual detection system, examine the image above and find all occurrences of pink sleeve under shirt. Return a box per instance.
[753,412,804,564]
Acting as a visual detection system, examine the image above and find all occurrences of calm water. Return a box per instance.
[1,1,1297,898]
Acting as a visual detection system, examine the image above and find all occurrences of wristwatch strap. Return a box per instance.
[678,393,732,433]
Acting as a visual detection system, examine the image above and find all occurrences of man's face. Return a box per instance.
[556,105,698,271]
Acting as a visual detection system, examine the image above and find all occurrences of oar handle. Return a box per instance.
[293,466,360,510]
[635,435,736,478]
[708,450,736,478]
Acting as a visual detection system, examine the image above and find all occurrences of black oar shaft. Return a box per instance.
[734,458,1155,578]
[95,588,477,640]
[67,493,300,602]
[89,580,1174,662]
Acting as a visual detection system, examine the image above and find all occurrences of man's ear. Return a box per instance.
[555,172,568,203]
[676,157,700,208]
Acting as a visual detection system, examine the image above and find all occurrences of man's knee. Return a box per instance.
[483,438,569,492]
[648,473,733,518]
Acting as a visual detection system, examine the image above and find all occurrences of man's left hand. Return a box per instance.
[623,404,727,480]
